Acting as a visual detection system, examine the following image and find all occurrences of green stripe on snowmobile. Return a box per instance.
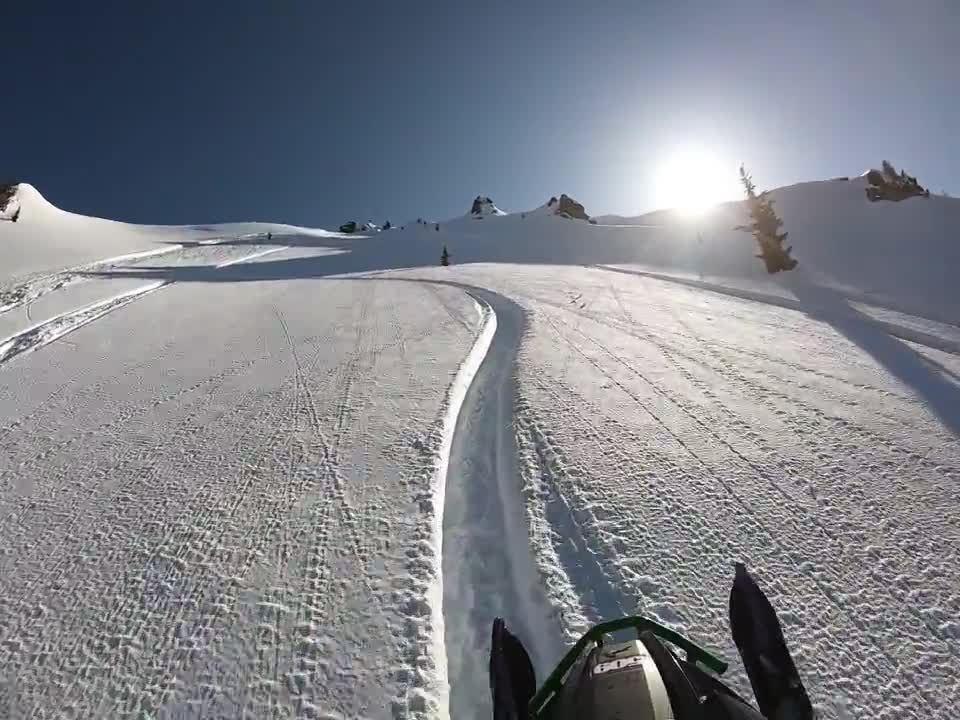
[528,615,728,717]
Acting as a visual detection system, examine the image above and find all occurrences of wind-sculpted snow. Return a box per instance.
[0,278,481,719]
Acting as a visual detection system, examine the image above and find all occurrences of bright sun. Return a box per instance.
[655,147,739,217]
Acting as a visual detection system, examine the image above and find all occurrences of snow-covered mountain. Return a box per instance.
[1,175,957,720]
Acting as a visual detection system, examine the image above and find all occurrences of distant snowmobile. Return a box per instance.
[490,563,812,719]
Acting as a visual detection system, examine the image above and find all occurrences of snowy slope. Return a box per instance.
[325,180,960,326]
[392,264,960,720]
[600,176,960,321]
[0,179,958,719]
[0,277,482,719]
[0,183,340,283]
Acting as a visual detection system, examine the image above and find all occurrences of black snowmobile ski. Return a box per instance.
[490,618,536,720]
[729,563,813,720]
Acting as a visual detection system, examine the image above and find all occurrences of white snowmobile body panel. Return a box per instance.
[592,639,673,720]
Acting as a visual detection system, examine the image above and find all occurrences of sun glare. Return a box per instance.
[655,147,739,217]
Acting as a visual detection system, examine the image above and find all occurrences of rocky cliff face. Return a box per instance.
[546,194,589,220]
[470,196,505,217]
[0,183,21,222]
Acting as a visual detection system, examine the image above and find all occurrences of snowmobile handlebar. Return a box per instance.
[528,615,728,716]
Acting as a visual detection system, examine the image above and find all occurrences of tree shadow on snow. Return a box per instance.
[785,273,960,440]
[600,264,960,440]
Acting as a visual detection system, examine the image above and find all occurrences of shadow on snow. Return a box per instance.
[86,226,960,441]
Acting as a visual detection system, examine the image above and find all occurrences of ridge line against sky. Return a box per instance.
[5,1,957,227]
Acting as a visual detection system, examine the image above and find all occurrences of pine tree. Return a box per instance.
[735,165,797,274]
[440,245,450,266]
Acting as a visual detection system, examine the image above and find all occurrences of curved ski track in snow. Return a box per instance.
[437,286,559,720]
[0,281,168,365]
[424,292,497,719]
[0,246,294,368]
[383,275,563,719]
[215,246,290,268]
[0,245,185,316]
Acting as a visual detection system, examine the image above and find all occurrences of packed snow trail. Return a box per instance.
[0,278,480,719]
[438,286,561,720]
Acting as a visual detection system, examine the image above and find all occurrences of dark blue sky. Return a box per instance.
[5,1,957,227]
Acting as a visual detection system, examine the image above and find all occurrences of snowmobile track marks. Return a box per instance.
[518,406,627,624]
[538,283,922,411]
[604,282,959,656]
[2,367,257,608]
[18,384,288,714]
[537,303,951,713]
[0,334,186,444]
[0,323,435,519]
[0,277,482,718]
[423,283,475,334]
[586,279,954,476]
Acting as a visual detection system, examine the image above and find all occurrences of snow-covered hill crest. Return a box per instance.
[4,176,959,322]
[594,176,960,321]
[0,183,341,283]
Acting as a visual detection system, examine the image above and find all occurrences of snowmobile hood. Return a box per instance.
[587,638,672,719]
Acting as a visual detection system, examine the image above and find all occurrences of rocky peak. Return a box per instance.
[546,194,589,220]
[470,196,504,217]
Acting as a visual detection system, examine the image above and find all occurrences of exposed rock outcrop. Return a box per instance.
[0,183,20,222]
[546,193,589,220]
[470,196,505,217]
[863,164,930,202]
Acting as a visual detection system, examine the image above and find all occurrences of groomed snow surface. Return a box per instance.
[1,183,958,719]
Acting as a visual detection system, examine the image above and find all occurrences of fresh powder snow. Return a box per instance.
[1,181,957,719]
